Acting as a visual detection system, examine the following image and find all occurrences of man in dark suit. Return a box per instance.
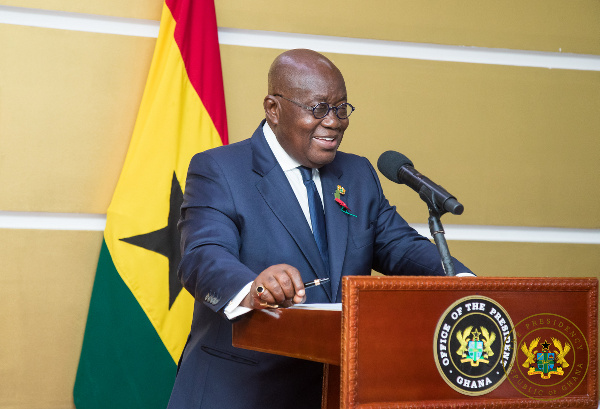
[167,49,472,409]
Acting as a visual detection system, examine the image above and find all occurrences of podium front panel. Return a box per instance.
[341,276,597,409]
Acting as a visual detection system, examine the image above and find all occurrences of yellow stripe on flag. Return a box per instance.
[104,3,223,363]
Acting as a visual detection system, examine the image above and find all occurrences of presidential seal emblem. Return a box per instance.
[434,296,516,396]
[521,338,569,379]
[507,313,590,400]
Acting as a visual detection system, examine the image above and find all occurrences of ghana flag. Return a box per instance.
[73,0,227,407]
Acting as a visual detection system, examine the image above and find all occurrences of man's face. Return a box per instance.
[274,65,349,169]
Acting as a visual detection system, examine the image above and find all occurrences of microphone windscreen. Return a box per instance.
[377,151,413,184]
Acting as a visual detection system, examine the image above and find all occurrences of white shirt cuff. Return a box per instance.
[456,272,477,277]
[224,281,253,320]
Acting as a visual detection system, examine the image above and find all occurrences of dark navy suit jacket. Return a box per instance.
[167,121,471,409]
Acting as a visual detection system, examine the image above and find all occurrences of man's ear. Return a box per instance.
[263,95,279,125]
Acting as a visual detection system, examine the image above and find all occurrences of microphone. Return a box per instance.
[377,151,464,215]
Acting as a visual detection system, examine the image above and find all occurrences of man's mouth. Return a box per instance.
[312,136,338,149]
[314,137,335,142]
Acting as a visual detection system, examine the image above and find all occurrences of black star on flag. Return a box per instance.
[120,171,184,309]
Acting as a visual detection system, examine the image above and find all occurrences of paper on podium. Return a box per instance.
[289,303,342,311]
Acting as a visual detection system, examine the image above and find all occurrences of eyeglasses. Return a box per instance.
[274,94,355,119]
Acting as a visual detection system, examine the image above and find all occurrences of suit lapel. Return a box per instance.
[251,124,332,300]
[320,161,347,302]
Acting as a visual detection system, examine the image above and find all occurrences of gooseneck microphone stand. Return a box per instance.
[418,187,456,277]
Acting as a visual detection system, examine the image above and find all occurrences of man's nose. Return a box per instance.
[321,107,342,127]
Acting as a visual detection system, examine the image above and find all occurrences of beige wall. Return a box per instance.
[0,1,598,408]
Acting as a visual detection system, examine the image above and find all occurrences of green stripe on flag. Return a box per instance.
[74,239,177,409]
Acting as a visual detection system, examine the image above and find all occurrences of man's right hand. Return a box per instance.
[241,264,306,309]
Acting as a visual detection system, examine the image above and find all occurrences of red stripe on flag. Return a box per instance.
[166,0,228,144]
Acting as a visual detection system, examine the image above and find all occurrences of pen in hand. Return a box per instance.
[304,278,330,289]
[259,278,330,309]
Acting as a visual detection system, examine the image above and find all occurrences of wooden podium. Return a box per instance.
[233,277,598,409]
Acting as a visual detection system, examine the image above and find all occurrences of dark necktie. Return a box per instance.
[298,166,330,275]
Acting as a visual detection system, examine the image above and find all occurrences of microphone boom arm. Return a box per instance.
[419,186,456,277]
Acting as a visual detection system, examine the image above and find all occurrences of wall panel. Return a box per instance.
[0,229,101,409]
[0,24,155,213]
[215,0,600,55]
[0,0,163,21]
[448,240,600,278]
